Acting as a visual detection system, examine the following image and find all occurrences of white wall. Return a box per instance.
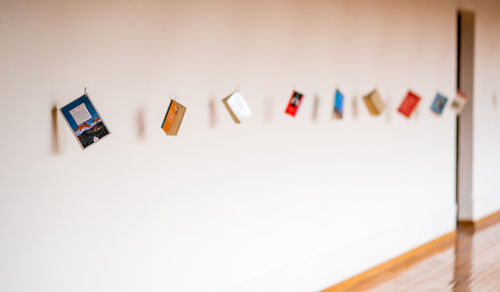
[1,0,494,291]
[467,0,500,221]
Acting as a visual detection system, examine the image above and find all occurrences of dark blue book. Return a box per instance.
[60,94,110,149]
[430,93,448,115]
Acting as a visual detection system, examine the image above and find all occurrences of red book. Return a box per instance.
[285,91,304,117]
[398,91,421,118]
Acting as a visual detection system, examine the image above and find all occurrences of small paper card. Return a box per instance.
[397,91,421,118]
[285,91,304,117]
[60,94,110,149]
[451,91,468,115]
[430,93,448,115]
[333,89,344,119]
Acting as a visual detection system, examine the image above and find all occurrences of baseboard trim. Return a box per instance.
[458,209,500,232]
[321,230,456,292]
[323,209,500,292]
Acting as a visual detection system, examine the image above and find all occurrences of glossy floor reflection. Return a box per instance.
[367,221,500,292]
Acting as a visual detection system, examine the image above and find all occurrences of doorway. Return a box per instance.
[456,10,475,224]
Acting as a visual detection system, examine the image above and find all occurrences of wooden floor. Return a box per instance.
[358,221,500,292]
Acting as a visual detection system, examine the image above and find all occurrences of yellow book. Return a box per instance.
[363,90,385,116]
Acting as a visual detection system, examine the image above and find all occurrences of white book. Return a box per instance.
[222,91,252,123]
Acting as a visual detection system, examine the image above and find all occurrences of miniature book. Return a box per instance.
[161,99,186,136]
[363,89,385,116]
[285,90,304,117]
[60,94,110,149]
[450,91,468,115]
[333,89,344,119]
[222,91,252,123]
[397,91,421,118]
[430,93,448,115]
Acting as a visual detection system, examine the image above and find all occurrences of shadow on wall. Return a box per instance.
[50,104,60,155]
[137,108,146,140]
[264,97,273,122]
[209,98,217,128]
[385,96,392,124]
[352,95,359,120]
[312,95,320,122]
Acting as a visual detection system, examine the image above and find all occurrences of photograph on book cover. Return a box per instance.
[60,94,110,149]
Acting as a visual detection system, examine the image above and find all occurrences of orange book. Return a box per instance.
[161,100,186,136]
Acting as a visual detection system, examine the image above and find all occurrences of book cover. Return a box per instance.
[333,89,344,119]
[161,99,186,136]
[60,94,110,149]
[397,91,421,118]
[285,91,304,117]
[222,91,252,123]
[363,90,385,116]
[430,93,448,115]
[450,91,468,115]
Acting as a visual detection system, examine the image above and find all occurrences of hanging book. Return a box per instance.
[161,99,186,136]
[430,93,448,115]
[222,91,252,123]
[333,89,344,119]
[397,91,421,118]
[450,91,468,115]
[285,90,304,117]
[60,93,110,149]
[363,89,385,116]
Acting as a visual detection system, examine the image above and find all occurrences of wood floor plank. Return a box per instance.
[367,220,500,292]
[323,210,500,292]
